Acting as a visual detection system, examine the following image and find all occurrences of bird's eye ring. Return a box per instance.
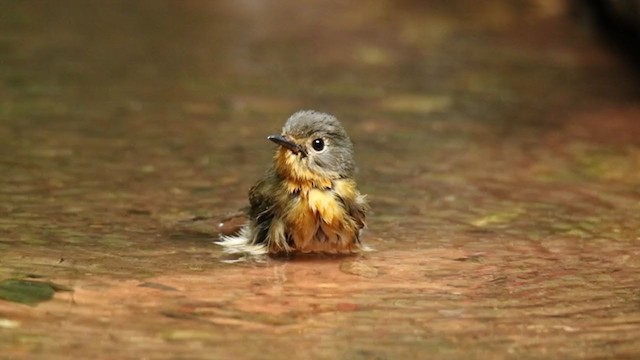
[311,138,325,152]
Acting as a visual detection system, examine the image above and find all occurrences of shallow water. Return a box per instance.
[1,1,640,358]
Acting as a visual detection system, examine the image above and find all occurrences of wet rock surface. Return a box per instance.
[1,1,640,358]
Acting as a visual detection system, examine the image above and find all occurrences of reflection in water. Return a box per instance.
[1,0,640,358]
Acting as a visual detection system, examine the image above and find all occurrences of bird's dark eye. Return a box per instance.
[311,138,325,152]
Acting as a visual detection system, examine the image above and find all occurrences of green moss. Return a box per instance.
[0,279,56,306]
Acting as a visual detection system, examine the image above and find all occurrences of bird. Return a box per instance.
[217,110,369,256]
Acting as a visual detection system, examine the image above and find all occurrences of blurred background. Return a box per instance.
[1,1,640,358]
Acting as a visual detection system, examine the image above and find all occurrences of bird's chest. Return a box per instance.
[285,187,350,252]
[289,188,342,226]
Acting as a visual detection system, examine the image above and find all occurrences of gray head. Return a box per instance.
[268,110,356,179]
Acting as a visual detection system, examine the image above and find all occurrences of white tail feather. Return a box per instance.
[215,225,269,255]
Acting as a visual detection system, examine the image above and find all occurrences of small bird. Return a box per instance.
[217,110,369,256]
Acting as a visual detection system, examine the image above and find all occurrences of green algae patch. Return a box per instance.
[0,279,70,306]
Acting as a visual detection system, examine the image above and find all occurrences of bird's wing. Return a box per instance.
[247,168,280,245]
[333,179,369,230]
[248,168,278,220]
[349,193,369,230]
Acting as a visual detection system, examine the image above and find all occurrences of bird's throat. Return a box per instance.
[274,148,332,194]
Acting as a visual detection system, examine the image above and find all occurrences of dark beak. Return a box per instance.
[267,135,307,156]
